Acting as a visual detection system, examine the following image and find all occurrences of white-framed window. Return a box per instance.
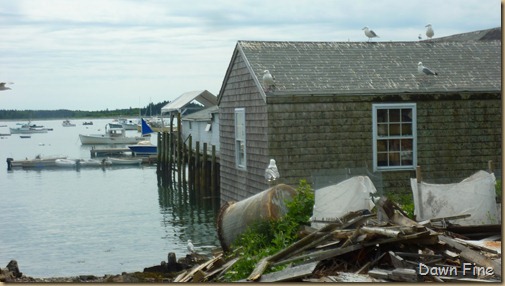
[235,108,246,170]
[372,103,417,171]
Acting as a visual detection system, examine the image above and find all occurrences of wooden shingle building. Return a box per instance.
[217,28,501,203]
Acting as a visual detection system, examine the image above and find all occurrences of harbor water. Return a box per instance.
[0,118,220,278]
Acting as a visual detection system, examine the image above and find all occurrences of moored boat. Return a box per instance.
[128,141,157,155]
[62,119,76,127]
[116,118,138,130]
[10,123,49,134]
[105,157,142,165]
[79,123,146,145]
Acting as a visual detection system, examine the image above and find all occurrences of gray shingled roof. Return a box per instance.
[237,40,501,96]
[430,27,501,42]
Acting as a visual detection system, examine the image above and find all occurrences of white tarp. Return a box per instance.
[411,170,498,226]
[311,176,377,230]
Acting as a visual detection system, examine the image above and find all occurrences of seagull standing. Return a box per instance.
[262,70,275,92]
[362,27,379,42]
[265,159,280,182]
[425,24,434,39]
[417,62,438,76]
[0,82,13,91]
[187,239,195,254]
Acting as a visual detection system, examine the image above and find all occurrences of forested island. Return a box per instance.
[0,101,169,120]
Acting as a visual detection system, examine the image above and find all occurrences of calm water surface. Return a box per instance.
[0,118,219,278]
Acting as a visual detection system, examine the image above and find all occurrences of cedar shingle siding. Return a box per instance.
[218,33,501,204]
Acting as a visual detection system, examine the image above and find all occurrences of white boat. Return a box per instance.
[117,118,138,130]
[106,157,142,165]
[79,123,146,145]
[62,119,76,127]
[10,123,49,134]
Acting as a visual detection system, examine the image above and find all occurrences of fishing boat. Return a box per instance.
[62,119,76,127]
[116,118,138,130]
[79,123,146,145]
[10,123,49,134]
[83,121,93,125]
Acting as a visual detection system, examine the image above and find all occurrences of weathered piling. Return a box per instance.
[156,125,220,206]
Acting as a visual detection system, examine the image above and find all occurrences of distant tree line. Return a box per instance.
[0,101,171,120]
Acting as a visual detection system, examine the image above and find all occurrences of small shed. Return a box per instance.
[181,105,220,152]
[217,28,501,204]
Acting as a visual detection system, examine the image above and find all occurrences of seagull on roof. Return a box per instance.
[418,62,438,76]
[187,239,195,254]
[362,27,379,41]
[262,70,275,92]
[265,159,280,182]
[0,82,13,91]
[425,24,434,39]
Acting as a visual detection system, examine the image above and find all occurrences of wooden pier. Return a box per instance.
[156,113,220,205]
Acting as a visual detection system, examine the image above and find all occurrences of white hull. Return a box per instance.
[79,134,144,145]
[106,157,142,165]
[10,127,48,134]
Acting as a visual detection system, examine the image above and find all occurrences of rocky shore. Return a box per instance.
[1,252,210,283]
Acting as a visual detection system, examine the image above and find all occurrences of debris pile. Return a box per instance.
[173,197,501,283]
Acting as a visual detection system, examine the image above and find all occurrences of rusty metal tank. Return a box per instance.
[216,184,297,251]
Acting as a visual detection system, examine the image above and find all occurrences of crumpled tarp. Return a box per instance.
[311,176,377,229]
[411,170,498,225]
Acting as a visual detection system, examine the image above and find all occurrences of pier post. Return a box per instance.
[188,135,193,191]
[202,143,208,194]
[195,141,200,194]
[177,112,182,190]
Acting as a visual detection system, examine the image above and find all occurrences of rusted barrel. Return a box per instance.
[216,184,297,251]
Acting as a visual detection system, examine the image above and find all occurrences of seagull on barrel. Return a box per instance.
[265,159,280,184]
[418,62,438,76]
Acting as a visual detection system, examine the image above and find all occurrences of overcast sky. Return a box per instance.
[0,0,501,111]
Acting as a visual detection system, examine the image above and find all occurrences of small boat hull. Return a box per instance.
[79,134,145,144]
[128,145,157,155]
[106,157,142,165]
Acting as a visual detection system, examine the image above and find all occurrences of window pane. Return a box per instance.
[401,109,412,122]
[390,124,401,136]
[389,152,401,166]
[377,153,388,166]
[401,123,412,135]
[377,109,388,122]
[389,109,400,122]
[377,123,388,136]
[377,140,387,152]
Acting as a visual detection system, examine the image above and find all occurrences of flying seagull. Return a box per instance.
[418,62,438,76]
[265,159,280,182]
[362,27,379,41]
[425,24,434,39]
[0,82,13,91]
[262,70,275,92]
[187,239,195,254]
